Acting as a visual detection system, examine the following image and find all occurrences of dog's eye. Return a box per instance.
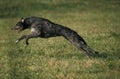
[16,22,23,26]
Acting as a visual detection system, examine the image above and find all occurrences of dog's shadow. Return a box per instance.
[55,53,108,60]
[93,53,108,59]
[49,52,109,60]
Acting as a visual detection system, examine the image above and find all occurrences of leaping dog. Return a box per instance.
[11,16,99,57]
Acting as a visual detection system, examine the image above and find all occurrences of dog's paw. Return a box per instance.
[15,40,19,44]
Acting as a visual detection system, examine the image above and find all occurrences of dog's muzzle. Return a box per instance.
[11,26,22,33]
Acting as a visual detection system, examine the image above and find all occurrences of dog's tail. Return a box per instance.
[61,28,99,57]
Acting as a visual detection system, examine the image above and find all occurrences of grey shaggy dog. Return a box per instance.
[11,16,99,57]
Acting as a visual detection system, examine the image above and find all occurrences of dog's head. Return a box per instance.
[11,18,28,32]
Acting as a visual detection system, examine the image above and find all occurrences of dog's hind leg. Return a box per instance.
[79,44,99,57]
[62,30,99,57]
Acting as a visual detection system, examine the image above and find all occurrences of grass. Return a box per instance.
[0,0,120,79]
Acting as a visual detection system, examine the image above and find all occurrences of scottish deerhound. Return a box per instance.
[11,16,99,57]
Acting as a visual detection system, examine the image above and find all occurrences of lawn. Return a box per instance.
[0,0,120,79]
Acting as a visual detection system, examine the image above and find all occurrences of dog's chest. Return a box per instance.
[31,28,36,33]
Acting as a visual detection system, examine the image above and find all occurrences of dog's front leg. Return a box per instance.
[16,33,39,45]
[16,35,27,44]
[25,33,39,45]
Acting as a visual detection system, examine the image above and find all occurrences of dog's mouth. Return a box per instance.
[15,27,19,30]
[11,26,22,33]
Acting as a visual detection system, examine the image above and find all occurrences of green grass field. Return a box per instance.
[0,0,120,79]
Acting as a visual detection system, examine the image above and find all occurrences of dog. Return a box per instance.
[11,16,99,57]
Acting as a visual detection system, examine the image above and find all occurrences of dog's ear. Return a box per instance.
[21,17,25,23]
